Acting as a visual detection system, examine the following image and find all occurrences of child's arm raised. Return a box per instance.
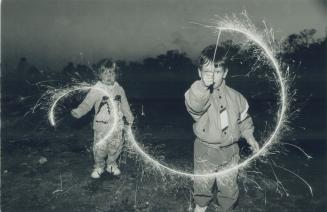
[185,80,211,121]
[71,88,98,119]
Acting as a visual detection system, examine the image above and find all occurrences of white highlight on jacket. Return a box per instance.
[240,101,249,122]
[220,109,229,130]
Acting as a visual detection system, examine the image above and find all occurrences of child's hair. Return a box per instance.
[95,58,121,80]
[198,45,229,70]
[96,58,117,74]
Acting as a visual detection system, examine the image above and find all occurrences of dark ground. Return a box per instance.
[1,98,327,212]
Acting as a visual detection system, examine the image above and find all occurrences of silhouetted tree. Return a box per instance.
[16,57,44,83]
[61,62,96,83]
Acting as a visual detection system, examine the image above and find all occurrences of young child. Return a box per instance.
[184,45,259,212]
[71,59,134,178]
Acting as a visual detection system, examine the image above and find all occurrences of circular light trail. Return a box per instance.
[124,25,287,178]
[49,86,118,147]
[47,22,287,179]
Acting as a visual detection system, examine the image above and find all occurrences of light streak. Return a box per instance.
[274,163,313,196]
[48,85,118,147]
[282,142,313,159]
[212,29,222,62]
[269,162,289,197]
[44,14,296,187]
[124,14,290,179]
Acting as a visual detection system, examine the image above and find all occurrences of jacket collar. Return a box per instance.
[215,80,226,93]
[96,81,118,89]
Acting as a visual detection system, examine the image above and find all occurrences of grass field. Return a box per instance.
[1,98,326,212]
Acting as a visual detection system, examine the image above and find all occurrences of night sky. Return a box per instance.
[2,0,326,67]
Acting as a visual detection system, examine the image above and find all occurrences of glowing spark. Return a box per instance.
[282,142,313,159]
[141,104,145,116]
[52,172,63,194]
[269,163,289,197]
[274,164,313,197]
[246,177,263,190]
[212,29,222,62]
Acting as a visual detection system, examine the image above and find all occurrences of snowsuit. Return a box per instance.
[185,80,255,211]
[73,81,134,169]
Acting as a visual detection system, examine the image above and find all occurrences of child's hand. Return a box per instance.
[71,109,80,119]
[201,71,214,87]
[247,138,260,153]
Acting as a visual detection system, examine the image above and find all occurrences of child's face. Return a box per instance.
[198,61,228,89]
[99,67,116,85]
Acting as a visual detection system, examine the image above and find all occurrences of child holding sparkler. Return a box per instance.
[185,45,259,212]
[71,59,134,178]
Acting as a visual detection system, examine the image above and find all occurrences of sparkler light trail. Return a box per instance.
[45,13,296,182]
[123,14,291,179]
[49,85,118,148]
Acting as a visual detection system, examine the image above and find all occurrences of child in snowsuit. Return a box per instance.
[71,59,134,178]
[185,45,259,212]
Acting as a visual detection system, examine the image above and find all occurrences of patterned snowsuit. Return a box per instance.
[185,80,255,211]
[73,81,134,169]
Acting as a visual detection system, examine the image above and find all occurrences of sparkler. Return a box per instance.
[48,84,118,148]
[46,13,289,179]
[124,13,290,179]
[42,12,313,199]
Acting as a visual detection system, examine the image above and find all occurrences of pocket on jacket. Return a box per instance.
[194,113,209,137]
[194,139,209,161]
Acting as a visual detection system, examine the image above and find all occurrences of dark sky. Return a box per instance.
[2,0,326,68]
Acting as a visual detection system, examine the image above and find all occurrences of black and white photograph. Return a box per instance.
[1,0,326,211]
